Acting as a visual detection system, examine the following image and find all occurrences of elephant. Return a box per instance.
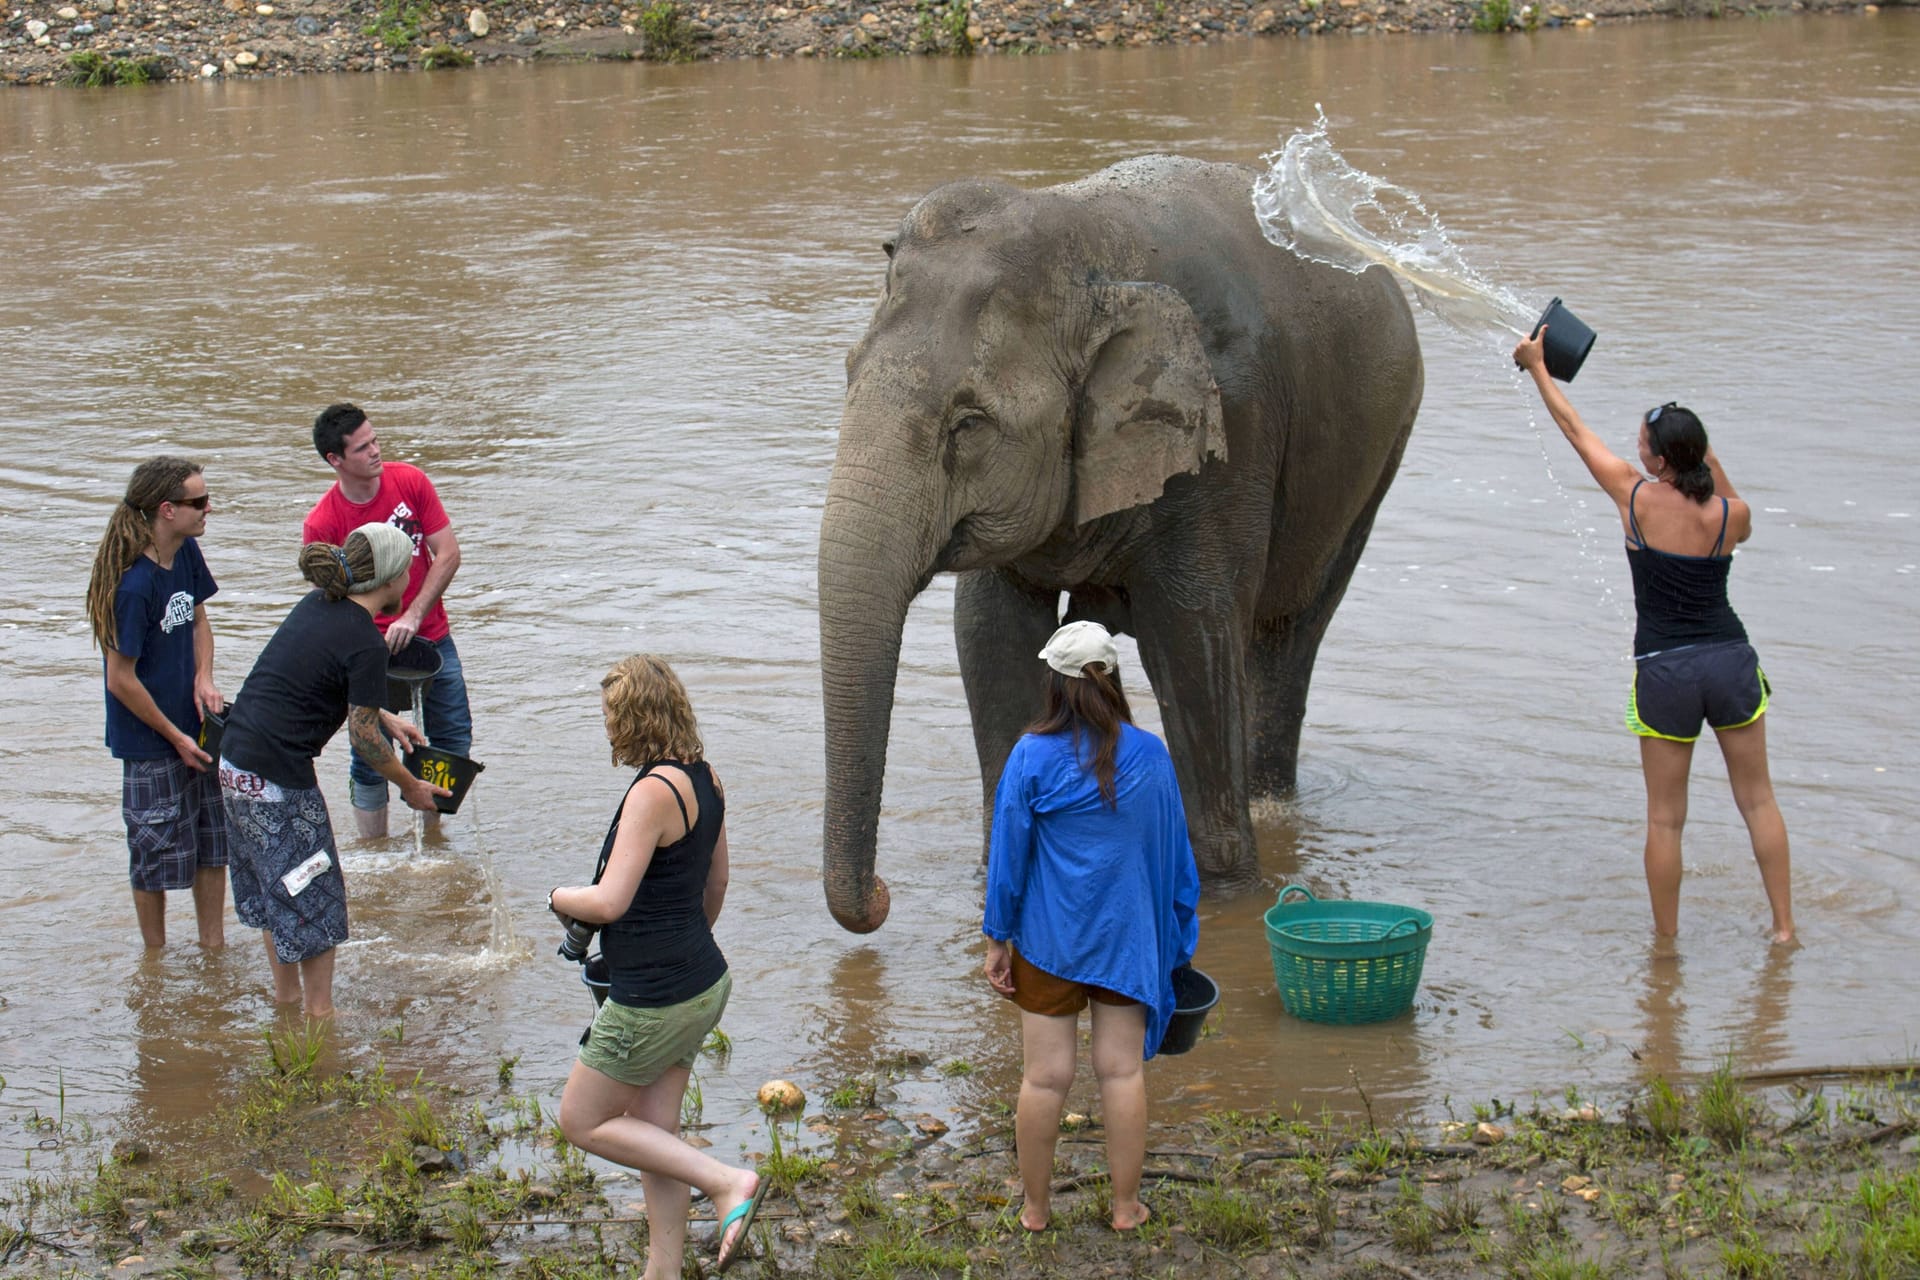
[818,154,1423,934]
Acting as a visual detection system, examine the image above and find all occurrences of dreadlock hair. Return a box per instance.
[1025,661,1135,808]
[297,530,382,602]
[86,456,202,653]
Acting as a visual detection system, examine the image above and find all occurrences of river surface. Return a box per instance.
[2,14,1917,1184]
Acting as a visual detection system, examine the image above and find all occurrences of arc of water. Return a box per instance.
[1252,107,1538,338]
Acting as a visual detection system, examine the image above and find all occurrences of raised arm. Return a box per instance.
[1514,328,1641,507]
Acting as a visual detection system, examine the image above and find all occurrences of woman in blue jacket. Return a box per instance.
[983,621,1200,1233]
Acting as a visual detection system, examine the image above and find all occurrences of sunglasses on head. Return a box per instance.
[1645,402,1677,429]
[167,493,211,511]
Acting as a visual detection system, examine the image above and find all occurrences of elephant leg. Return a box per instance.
[1248,428,1411,797]
[956,569,1062,858]
[1128,588,1259,891]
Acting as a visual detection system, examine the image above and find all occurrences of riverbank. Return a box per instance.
[4,1028,1916,1278]
[0,0,1899,86]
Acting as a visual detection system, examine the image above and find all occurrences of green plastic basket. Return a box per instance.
[1263,884,1433,1025]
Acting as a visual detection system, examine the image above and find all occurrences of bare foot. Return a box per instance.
[1770,925,1798,947]
[1112,1200,1151,1232]
[1018,1203,1050,1232]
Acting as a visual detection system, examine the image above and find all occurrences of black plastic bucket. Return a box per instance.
[198,702,231,762]
[1532,297,1597,383]
[1157,965,1220,1057]
[403,744,485,814]
[581,954,610,1009]
[385,639,442,714]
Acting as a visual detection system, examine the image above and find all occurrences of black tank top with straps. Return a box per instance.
[1623,479,1748,657]
[597,760,728,1008]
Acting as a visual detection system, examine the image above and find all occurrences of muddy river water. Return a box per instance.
[2,14,1916,1181]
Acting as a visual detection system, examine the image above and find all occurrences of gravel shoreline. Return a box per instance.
[1,0,1897,87]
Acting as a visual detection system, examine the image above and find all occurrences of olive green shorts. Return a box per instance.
[578,971,731,1087]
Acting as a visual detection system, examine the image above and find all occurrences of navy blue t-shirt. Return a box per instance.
[104,539,217,760]
[221,591,390,791]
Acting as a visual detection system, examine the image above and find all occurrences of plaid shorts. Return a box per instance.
[220,765,348,964]
[122,757,229,892]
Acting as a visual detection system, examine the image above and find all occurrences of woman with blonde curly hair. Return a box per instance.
[551,655,765,1277]
[87,455,229,950]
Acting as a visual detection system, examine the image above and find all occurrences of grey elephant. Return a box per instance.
[818,155,1422,933]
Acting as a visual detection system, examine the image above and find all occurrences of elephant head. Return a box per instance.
[817,178,1225,933]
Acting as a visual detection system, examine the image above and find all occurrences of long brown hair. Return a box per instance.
[1025,662,1134,807]
[86,456,201,652]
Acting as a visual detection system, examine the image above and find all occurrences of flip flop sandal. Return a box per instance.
[715,1175,769,1273]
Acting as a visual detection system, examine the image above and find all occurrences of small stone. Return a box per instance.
[72,20,94,33]
[1061,1111,1090,1130]
[111,1138,152,1165]
[221,57,237,71]
[1472,1122,1506,1145]
[255,2,272,12]
[915,1114,949,1137]
[523,1184,560,1205]
[294,14,319,32]
[1571,14,1592,24]
[200,61,217,74]
[859,10,878,21]
[115,1259,145,1270]
[1560,1175,1591,1193]
[56,4,79,17]
[412,1144,450,1171]
[233,48,256,64]
[821,1227,855,1247]
[467,7,489,34]
[26,17,47,35]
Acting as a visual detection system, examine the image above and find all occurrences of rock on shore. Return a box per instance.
[0,0,1895,87]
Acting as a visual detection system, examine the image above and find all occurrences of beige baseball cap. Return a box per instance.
[1039,620,1118,678]
[351,521,415,593]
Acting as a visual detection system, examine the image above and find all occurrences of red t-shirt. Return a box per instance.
[301,461,453,642]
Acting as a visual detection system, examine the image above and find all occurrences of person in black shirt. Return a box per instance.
[1516,329,1794,945]
[549,655,765,1275]
[218,522,448,1018]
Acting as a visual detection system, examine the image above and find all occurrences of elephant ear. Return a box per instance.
[1072,281,1227,526]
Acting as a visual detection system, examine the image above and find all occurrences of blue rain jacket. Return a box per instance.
[983,723,1201,1059]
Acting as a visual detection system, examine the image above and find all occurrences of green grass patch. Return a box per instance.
[64,51,170,86]
[638,1,698,61]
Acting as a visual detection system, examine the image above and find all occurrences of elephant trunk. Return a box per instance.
[817,462,935,934]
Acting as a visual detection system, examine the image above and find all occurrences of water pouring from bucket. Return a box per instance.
[1253,108,1597,381]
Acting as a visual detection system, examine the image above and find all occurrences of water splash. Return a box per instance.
[1253,108,1538,338]
[410,683,426,858]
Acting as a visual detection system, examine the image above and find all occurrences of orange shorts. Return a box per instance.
[1008,946,1136,1017]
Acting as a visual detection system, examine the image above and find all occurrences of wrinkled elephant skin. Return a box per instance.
[818,155,1422,932]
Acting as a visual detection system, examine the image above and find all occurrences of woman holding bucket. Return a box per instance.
[983,621,1200,1232]
[1514,330,1794,945]
[550,656,765,1277]
[218,523,449,1019]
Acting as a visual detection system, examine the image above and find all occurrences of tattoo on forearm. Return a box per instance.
[348,705,395,769]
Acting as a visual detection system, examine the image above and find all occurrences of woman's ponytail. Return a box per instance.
[1647,405,1715,504]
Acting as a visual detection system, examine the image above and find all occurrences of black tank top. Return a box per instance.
[1624,480,1748,657]
[598,760,729,1008]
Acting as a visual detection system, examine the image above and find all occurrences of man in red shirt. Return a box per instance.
[303,403,473,838]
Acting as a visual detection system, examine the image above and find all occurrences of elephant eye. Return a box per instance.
[951,411,990,435]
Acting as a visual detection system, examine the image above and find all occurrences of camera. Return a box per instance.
[557,916,597,964]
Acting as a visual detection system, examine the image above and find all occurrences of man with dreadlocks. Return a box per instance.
[86,455,229,950]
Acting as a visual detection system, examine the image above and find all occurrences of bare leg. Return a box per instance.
[1639,736,1695,938]
[1015,1010,1077,1231]
[191,867,227,948]
[133,888,166,949]
[300,949,337,1019]
[1089,1001,1149,1230]
[557,1060,759,1276]
[260,931,304,1006]
[1714,717,1795,944]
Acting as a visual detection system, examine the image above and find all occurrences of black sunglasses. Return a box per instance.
[167,493,211,511]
